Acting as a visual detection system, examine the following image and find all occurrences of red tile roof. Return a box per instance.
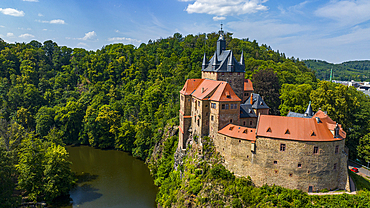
[209,82,241,102]
[218,124,256,141]
[180,79,204,95]
[257,110,345,142]
[244,79,254,91]
[191,79,221,100]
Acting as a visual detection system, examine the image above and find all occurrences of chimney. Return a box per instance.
[250,94,253,105]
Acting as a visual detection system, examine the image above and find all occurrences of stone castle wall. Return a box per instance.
[213,135,349,192]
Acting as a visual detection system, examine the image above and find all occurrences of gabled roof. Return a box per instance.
[218,124,256,141]
[257,111,346,142]
[209,82,241,102]
[202,50,245,73]
[180,79,204,95]
[244,79,254,91]
[191,79,221,100]
[240,103,257,118]
[245,93,269,109]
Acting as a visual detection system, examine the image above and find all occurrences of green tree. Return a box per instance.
[358,133,370,164]
[43,143,74,202]
[279,83,313,116]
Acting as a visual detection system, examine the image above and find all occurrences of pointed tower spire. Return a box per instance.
[202,53,207,70]
[304,101,313,117]
[212,51,218,66]
[240,50,245,65]
[217,24,226,55]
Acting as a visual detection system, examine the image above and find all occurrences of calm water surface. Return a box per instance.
[64,146,158,208]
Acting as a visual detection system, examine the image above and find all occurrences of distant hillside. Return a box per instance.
[304,60,370,81]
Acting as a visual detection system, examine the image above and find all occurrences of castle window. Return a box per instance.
[206,121,208,126]
[187,98,190,102]
[250,121,253,126]
[274,161,277,165]
[230,119,233,123]
[280,144,286,152]
[243,121,246,126]
[225,104,229,109]
[308,170,310,173]
[239,140,241,143]
[298,163,302,168]
[197,119,199,126]
[313,146,319,154]
[238,73,240,75]
[205,105,208,108]
[181,95,184,101]
[244,93,247,96]
[289,173,293,177]
[222,104,225,109]
[275,170,278,174]
[206,112,208,116]
[211,103,216,109]
[198,101,200,107]
[267,127,272,133]
[285,129,290,134]
[222,73,224,76]
[334,163,337,170]
[335,145,339,154]
[224,137,226,140]
[211,115,214,121]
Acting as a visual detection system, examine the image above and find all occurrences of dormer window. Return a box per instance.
[243,129,247,134]
[267,127,272,133]
[285,129,290,134]
[311,131,316,136]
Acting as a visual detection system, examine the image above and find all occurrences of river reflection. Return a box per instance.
[63,146,158,208]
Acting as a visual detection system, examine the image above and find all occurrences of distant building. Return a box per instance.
[178,29,350,192]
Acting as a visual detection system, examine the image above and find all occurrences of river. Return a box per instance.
[62,146,158,208]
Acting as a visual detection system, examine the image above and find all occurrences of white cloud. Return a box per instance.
[38,13,43,17]
[77,42,88,47]
[0,25,4,28]
[6,33,14,37]
[184,0,268,17]
[80,31,97,40]
[23,0,39,2]
[108,37,142,43]
[43,29,47,31]
[49,19,65,24]
[315,0,370,26]
[0,8,25,17]
[213,16,226,21]
[37,19,66,24]
[19,33,34,38]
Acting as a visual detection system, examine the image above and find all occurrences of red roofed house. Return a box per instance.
[178,29,349,192]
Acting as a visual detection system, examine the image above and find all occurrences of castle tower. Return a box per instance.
[201,27,246,101]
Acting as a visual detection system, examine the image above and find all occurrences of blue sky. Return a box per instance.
[0,0,369,63]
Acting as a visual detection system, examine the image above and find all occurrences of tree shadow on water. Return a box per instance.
[75,172,99,183]
[70,184,103,206]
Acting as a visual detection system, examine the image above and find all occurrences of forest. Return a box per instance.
[0,32,369,207]
[304,59,370,81]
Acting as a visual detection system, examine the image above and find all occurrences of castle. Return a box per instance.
[178,29,350,192]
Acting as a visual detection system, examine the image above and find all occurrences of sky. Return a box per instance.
[0,0,369,63]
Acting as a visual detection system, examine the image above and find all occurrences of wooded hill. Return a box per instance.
[0,32,370,207]
[304,59,370,81]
